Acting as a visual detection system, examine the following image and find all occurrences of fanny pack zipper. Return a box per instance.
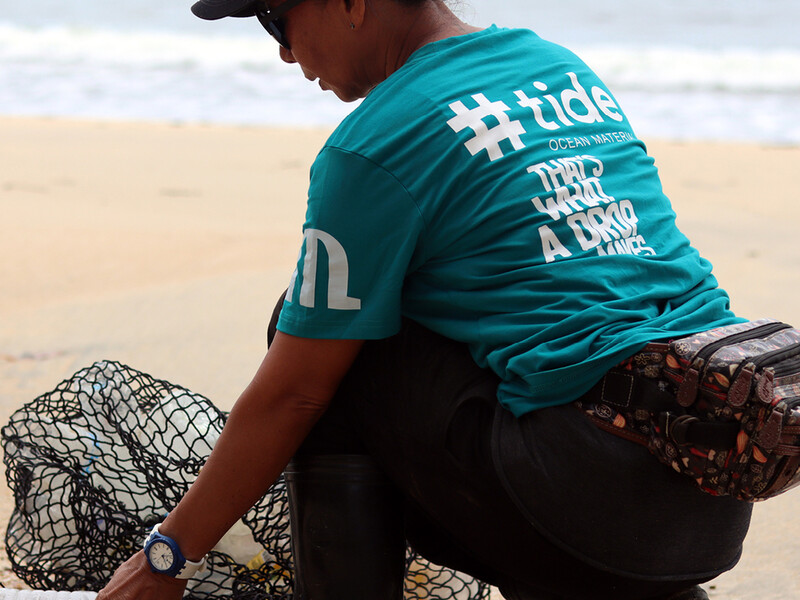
[694,322,792,366]
[765,349,800,378]
[725,339,800,409]
[676,321,792,407]
[730,340,800,382]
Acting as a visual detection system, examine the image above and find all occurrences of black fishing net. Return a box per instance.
[1,360,491,599]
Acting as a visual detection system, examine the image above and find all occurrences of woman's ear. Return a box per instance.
[343,0,366,29]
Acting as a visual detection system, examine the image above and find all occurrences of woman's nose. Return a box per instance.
[279,46,296,64]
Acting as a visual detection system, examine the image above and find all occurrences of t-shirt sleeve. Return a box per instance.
[276,147,425,340]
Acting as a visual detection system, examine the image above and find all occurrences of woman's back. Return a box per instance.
[279,26,742,414]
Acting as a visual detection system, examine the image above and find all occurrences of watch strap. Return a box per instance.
[175,552,207,579]
[144,523,207,579]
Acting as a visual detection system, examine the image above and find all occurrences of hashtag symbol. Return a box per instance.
[446,93,526,161]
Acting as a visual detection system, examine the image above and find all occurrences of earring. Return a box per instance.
[350,23,355,29]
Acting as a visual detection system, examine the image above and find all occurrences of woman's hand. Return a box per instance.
[96,551,187,600]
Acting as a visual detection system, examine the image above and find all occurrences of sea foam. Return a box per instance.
[1,22,799,142]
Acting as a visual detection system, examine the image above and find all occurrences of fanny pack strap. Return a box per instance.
[582,352,740,450]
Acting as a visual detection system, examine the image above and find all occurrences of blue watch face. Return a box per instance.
[148,540,176,572]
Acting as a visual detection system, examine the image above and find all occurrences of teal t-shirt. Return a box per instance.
[277,26,740,416]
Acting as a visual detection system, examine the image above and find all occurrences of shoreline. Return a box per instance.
[2,116,799,597]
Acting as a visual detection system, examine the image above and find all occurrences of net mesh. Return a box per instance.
[1,360,491,600]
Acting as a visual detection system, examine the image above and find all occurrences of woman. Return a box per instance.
[98,0,752,598]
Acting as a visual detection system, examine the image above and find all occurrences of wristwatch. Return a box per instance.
[143,523,207,579]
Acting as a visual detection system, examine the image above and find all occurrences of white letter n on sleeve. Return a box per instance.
[286,229,362,310]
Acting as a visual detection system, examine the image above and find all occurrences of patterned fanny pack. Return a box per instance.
[577,319,800,502]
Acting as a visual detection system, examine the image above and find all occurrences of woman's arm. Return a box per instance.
[97,331,364,600]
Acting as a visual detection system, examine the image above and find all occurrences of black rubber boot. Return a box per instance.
[285,454,406,600]
[660,586,709,600]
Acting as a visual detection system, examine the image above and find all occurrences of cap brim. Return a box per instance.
[191,0,257,20]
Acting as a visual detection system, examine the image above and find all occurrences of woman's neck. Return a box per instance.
[372,1,482,81]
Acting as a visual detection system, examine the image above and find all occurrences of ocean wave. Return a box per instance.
[0,22,353,126]
[1,23,798,142]
[0,22,282,70]
[4,24,800,94]
[579,45,800,95]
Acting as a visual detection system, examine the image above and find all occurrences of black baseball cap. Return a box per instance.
[191,0,258,19]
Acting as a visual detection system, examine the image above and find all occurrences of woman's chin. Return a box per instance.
[328,87,363,103]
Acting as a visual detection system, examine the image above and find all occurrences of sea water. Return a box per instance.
[1,0,799,143]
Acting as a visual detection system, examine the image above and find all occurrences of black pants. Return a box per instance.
[268,303,751,600]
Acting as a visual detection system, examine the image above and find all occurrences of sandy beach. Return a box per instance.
[1,116,799,598]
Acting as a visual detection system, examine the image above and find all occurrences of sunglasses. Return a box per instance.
[255,0,309,50]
